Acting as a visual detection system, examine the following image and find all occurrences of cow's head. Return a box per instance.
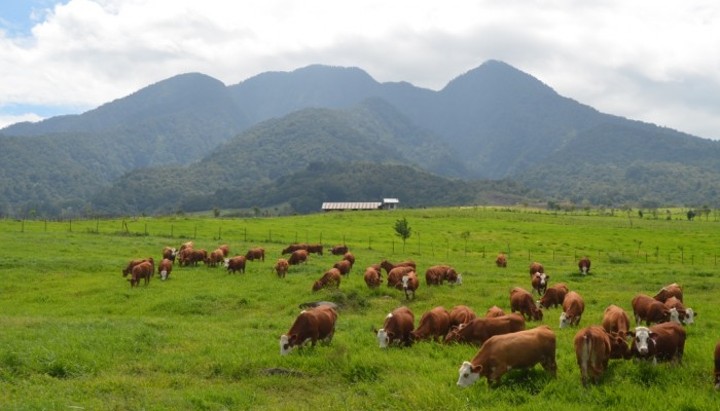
[668,308,681,324]
[559,312,571,328]
[532,306,543,321]
[629,327,656,356]
[279,334,295,355]
[457,361,481,387]
[376,328,391,348]
[455,273,463,285]
[160,270,168,281]
[683,308,696,324]
[401,275,410,289]
[312,281,323,292]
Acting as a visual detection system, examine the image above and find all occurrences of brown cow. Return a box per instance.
[218,244,230,257]
[449,305,477,327]
[510,287,543,321]
[331,245,348,255]
[380,259,417,275]
[444,314,525,346]
[401,271,419,300]
[457,325,556,388]
[537,283,568,309]
[122,257,154,277]
[158,258,173,281]
[485,306,506,318]
[205,249,225,267]
[306,244,324,256]
[653,283,683,303]
[531,272,549,296]
[375,306,414,348]
[559,291,585,328]
[631,294,671,325]
[714,341,720,390]
[312,268,342,292]
[363,266,382,288]
[602,304,631,337]
[245,247,265,262]
[181,249,206,266]
[224,256,247,274]
[128,261,153,287]
[387,266,414,288]
[529,261,544,276]
[578,256,591,275]
[333,260,352,276]
[162,246,177,262]
[279,305,337,355]
[282,243,307,255]
[342,252,355,268]
[288,249,309,265]
[664,296,696,325]
[425,265,450,285]
[629,322,686,364]
[574,326,611,386]
[495,253,507,268]
[274,258,289,278]
[411,307,451,342]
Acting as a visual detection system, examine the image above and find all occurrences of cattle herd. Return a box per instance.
[121,244,719,390]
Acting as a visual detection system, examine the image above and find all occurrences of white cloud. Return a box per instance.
[1,0,719,139]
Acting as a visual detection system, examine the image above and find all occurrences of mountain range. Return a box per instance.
[2,60,719,217]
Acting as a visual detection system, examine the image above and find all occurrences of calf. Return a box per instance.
[412,307,451,342]
[510,287,543,321]
[312,268,342,292]
[629,322,686,364]
[574,326,611,386]
[529,261,544,276]
[375,306,414,348]
[631,294,671,325]
[559,291,585,328]
[279,305,337,355]
[445,314,525,346]
[457,325,556,388]
[653,282,683,303]
[288,249,309,265]
[158,258,173,280]
[531,272,549,296]
[485,306,506,318]
[449,305,477,327]
[537,283,568,309]
[578,256,591,275]
[274,258,289,278]
[333,259,352,276]
[363,266,382,288]
[129,261,153,287]
[245,247,265,262]
[495,253,507,268]
[402,272,419,300]
[224,256,247,274]
[602,304,630,337]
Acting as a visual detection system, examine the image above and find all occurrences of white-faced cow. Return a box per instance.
[279,305,337,355]
[628,322,686,365]
[375,306,415,348]
[578,256,591,275]
[531,272,549,296]
[559,291,585,328]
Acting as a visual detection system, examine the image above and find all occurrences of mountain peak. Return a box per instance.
[441,59,557,98]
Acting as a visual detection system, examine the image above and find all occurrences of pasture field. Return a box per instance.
[1,207,720,410]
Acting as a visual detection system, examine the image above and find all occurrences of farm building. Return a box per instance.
[321,198,399,212]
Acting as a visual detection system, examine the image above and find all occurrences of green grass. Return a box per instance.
[2,207,720,410]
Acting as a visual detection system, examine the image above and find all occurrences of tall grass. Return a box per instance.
[1,207,720,410]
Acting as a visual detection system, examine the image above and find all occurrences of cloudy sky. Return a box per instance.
[1,0,718,139]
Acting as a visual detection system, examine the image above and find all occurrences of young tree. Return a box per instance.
[394,217,412,252]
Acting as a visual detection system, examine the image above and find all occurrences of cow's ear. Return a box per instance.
[289,334,298,343]
[471,364,483,374]
[649,332,658,338]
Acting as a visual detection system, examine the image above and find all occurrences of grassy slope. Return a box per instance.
[1,208,720,410]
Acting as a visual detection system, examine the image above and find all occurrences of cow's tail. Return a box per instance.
[580,331,592,386]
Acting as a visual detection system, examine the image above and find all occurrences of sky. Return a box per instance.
[0,0,719,139]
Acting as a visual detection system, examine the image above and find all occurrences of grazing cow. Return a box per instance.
[380,259,417,275]
[331,245,348,255]
[402,272,419,300]
[510,287,543,321]
[162,247,177,262]
[245,247,265,262]
[457,325,557,388]
[444,314,525,346]
[631,294,671,325]
[342,252,355,268]
[288,249,309,265]
[495,253,507,268]
[664,296,696,325]
[629,322,686,364]
[333,260,352,276]
[205,249,225,267]
[306,243,324,256]
[602,304,631,337]
[218,244,230,257]
[531,272,549,296]
[158,258,173,280]
[224,256,247,274]
[537,283,569,309]
[375,306,415,348]
[449,305,477,327]
[178,241,194,254]
[485,306,506,318]
[425,265,450,285]
[574,326,612,386]
[387,266,414,288]
[653,283,683,303]
[412,307,451,342]
[445,267,461,285]
[559,291,585,328]
[181,249,207,266]
[282,243,307,255]
[128,261,153,287]
[312,268,342,292]
[578,256,591,275]
[363,266,382,288]
[714,341,720,390]
[274,258,289,278]
[529,261,544,276]
[279,305,337,355]
[122,257,154,277]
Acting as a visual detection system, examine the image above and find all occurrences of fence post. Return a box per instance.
[21,220,24,233]
[171,224,174,237]
[145,223,148,236]
[69,219,72,232]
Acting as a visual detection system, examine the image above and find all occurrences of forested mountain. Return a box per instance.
[1,60,719,217]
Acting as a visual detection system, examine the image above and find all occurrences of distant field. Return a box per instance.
[1,207,720,410]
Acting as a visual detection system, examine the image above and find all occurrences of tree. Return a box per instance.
[394,217,412,252]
